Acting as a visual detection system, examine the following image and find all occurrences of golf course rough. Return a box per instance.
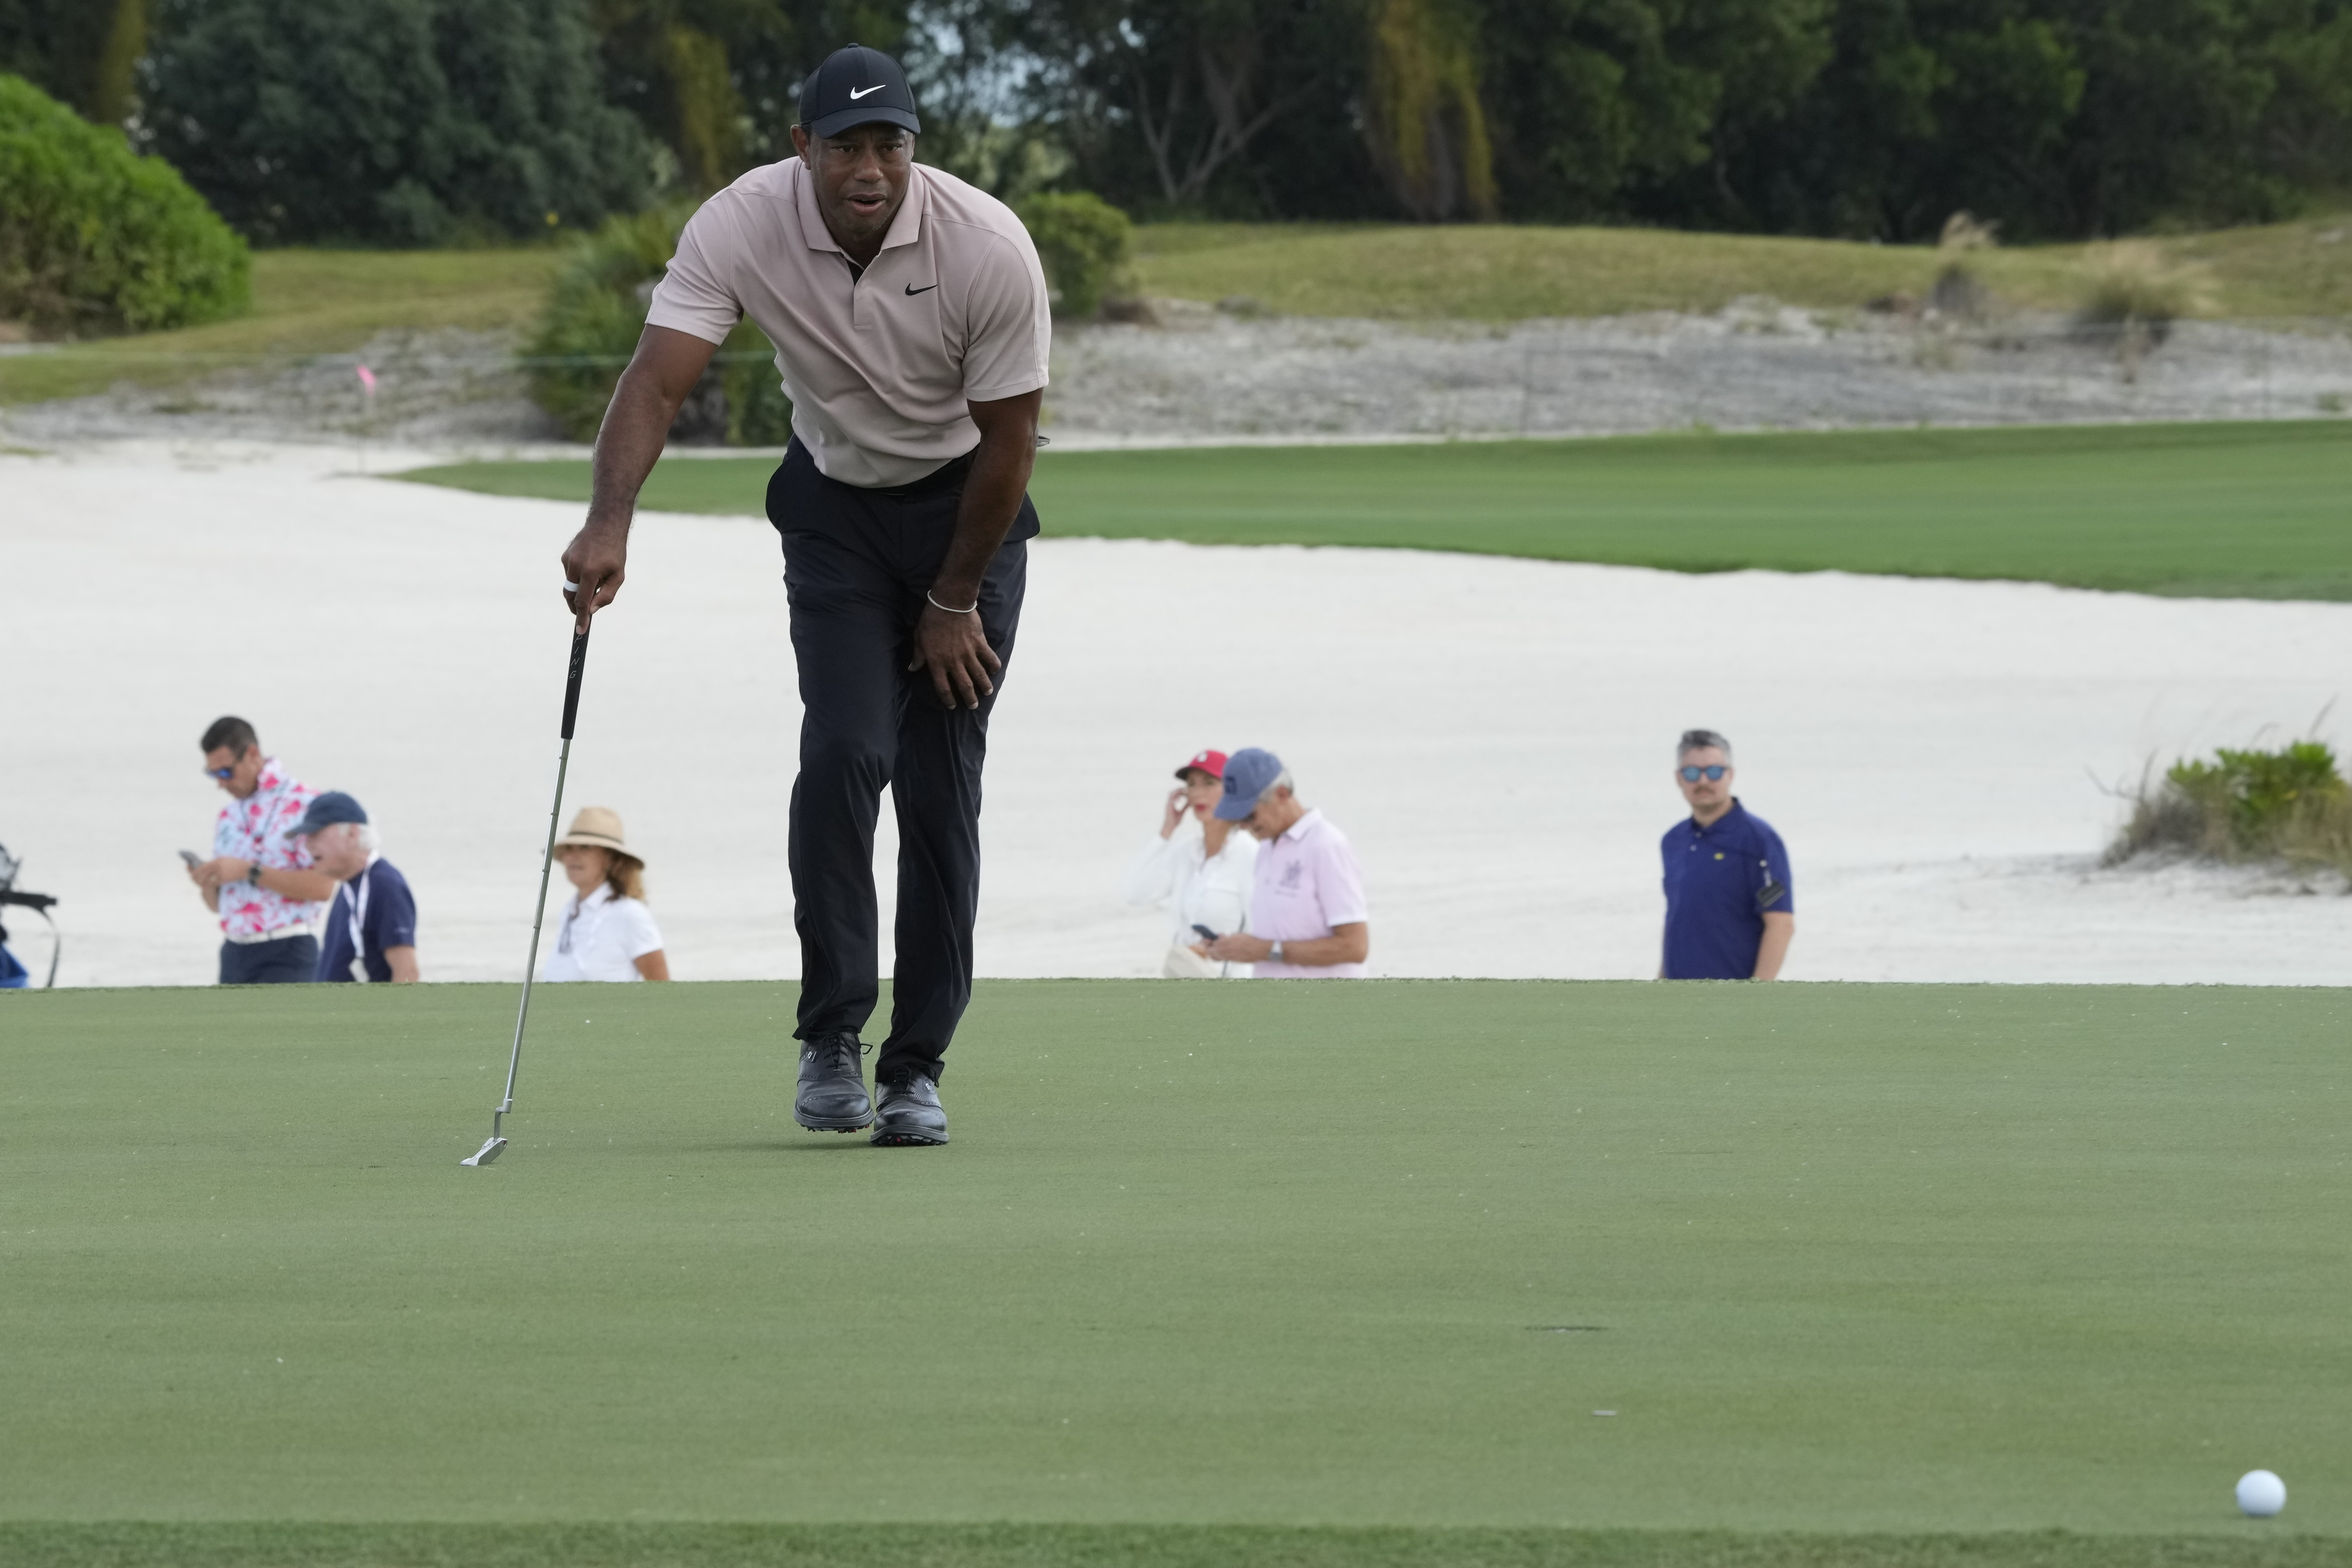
[3,980,2345,1552]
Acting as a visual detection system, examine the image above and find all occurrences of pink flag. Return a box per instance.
[355,364,378,395]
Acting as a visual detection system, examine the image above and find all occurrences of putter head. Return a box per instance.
[460,1136,507,1167]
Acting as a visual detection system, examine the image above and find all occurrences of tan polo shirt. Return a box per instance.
[646,158,1051,489]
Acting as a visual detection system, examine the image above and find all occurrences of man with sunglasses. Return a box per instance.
[557,43,1050,1146]
[1660,729,1795,981]
[188,716,333,984]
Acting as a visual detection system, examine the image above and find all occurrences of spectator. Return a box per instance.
[1660,729,1794,981]
[189,716,333,985]
[1123,748,1259,978]
[544,808,670,983]
[286,792,419,984]
[1199,748,1370,979]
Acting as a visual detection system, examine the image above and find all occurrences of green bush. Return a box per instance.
[0,72,248,334]
[142,0,651,246]
[525,205,790,447]
[2108,737,2351,880]
[1017,191,1134,318]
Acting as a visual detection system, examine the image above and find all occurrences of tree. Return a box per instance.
[0,0,146,123]
[143,0,653,244]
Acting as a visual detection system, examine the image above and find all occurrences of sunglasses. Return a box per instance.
[204,764,236,780]
[1678,765,1728,782]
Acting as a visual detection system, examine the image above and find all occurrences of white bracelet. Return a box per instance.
[926,590,978,615]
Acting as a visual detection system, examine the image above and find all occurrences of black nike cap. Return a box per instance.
[799,43,921,139]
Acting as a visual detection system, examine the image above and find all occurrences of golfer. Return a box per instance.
[285,792,419,984]
[1199,749,1370,978]
[190,716,334,984]
[1122,748,1257,978]
[1660,729,1795,981]
[544,807,669,983]
[558,43,1048,1145]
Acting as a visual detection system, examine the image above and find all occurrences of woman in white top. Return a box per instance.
[1121,748,1258,978]
[543,806,670,982]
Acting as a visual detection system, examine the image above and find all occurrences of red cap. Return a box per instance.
[1175,749,1227,781]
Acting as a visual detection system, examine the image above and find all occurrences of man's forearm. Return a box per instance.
[1753,913,1795,980]
[587,365,687,528]
[1270,925,1370,968]
[260,867,337,904]
[932,402,1038,604]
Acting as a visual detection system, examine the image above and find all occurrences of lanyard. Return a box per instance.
[341,864,372,982]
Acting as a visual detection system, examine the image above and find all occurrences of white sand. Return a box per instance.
[4,443,2347,990]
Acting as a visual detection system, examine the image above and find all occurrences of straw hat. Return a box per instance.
[553,806,641,864]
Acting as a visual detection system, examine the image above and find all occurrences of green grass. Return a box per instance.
[4,979,2348,1558]
[0,248,561,407]
[1130,217,2352,322]
[395,420,2352,601]
[4,1522,2349,1568]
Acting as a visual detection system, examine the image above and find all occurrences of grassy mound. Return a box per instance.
[3,980,2346,1537]
[395,420,2352,602]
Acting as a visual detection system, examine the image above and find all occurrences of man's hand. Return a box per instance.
[198,857,249,890]
[908,388,1042,709]
[559,325,718,631]
[907,601,1003,710]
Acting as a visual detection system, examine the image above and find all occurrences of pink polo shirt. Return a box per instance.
[1249,809,1369,979]
[646,157,1051,489]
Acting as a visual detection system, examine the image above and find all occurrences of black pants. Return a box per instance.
[768,441,1033,1085]
[219,935,318,985]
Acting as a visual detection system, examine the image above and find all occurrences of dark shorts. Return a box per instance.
[219,935,318,985]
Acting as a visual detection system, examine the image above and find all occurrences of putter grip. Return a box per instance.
[560,625,591,739]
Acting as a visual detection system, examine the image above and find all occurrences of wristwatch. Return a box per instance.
[247,862,264,885]
[1268,940,1285,963]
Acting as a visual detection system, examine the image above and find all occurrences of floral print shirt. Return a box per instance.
[210,757,323,940]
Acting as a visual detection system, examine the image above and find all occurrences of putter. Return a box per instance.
[463,623,592,1167]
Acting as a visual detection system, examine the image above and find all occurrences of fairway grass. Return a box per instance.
[4,980,2346,1551]
[397,421,2352,601]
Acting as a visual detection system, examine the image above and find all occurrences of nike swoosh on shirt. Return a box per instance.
[905,282,939,295]
[849,84,886,99]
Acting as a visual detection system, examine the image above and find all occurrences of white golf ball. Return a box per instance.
[2236,1470,2286,1517]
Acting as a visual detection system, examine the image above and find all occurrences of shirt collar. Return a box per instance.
[1689,799,1747,836]
[580,883,615,909]
[794,160,926,256]
[1278,808,1324,845]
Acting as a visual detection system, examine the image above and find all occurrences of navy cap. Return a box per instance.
[284,791,367,839]
[1213,748,1285,821]
[799,43,921,139]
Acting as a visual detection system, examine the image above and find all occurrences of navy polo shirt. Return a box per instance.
[314,858,418,983]
[1660,800,1793,981]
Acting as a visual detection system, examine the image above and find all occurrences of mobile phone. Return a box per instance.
[178,850,203,869]
[1191,924,1220,941]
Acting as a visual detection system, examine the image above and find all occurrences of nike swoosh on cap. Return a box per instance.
[849,84,885,99]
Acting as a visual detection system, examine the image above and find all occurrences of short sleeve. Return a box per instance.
[1316,839,1370,929]
[645,203,746,346]
[616,899,664,961]
[957,229,1050,402]
[1756,830,1795,914]
[373,868,418,950]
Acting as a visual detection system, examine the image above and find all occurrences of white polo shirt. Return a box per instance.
[543,885,664,984]
[646,158,1052,488]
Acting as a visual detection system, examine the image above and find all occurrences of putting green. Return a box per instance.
[395,420,2352,600]
[3,979,2346,1558]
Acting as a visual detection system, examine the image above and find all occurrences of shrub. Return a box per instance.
[2074,240,2214,345]
[142,0,652,246]
[2107,736,2352,881]
[1017,191,1134,319]
[0,72,248,334]
[525,204,790,447]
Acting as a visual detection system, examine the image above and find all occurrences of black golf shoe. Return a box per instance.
[794,1031,871,1132]
[870,1071,949,1146]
